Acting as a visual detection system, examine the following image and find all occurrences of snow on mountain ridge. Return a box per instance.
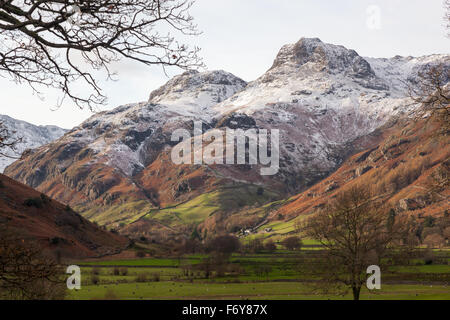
[56,70,248,176]
[4,37,449,204]
[365,54,450,95]
[149,70,247,105]
[207,38,449,188]
[0,114,67,172]
[271,38,375,78]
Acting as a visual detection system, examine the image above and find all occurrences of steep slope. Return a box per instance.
[4,38,449,236]
[0,114,66,172]
[0,173,128,258]
[249,114,449,244]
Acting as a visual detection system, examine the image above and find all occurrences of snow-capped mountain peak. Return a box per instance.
[0,115,67,172]
[148,70,248,110]
[28,70,247,177]
[271,37,375,79]
[213,37,447,119]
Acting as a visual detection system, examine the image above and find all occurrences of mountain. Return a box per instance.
[209,38,448,190]
[4,38,449,238]
[249,113,449,246]
[4,70,250,227]
[0,173,129,258]
[0,114,67,172]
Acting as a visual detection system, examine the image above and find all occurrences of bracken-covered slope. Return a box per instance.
[0,174,129,258]
[0,114,66,172]
[251,114,449,243]
[4,38,449,235]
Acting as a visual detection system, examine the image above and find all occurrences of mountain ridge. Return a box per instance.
[0,114,67,172]
[4,37,449,236]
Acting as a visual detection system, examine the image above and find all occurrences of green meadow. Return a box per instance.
[68,251,450,300]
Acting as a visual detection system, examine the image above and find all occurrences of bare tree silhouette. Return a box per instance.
[0,121,21,158]
[407,63,449,124]
[303,186,409,300]
[0,0,203,110]
[0,227,66,299]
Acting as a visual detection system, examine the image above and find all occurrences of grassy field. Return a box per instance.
[67,251,450,300]
[77,200,153,226]
[68,281,450,300]
[142,185,281,228]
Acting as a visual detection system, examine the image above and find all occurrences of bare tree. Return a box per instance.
[0,0,203,110]
[281,236,302,251]
[264,239,276,252]
[408,63,449,124]
[303,186,405,300]
[207,234,241,258]
[0,121,21,158]
[0,226,66,299]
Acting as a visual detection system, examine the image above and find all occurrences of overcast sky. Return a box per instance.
[1,0,449,128]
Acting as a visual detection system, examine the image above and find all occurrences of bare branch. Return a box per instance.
[0,0,204,110]
[0,120,22,159]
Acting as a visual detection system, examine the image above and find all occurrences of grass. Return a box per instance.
[77,200,153,227]
[144,185,281,227]
[148,193,221,226]
[249,214,322,246]
[68,281,450,300]
[390,264,450,274]
[67,251,450,300]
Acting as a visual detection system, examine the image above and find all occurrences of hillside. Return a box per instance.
[0,174,129,258]
[249,114,449,246]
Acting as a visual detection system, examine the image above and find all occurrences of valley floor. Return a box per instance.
[67,251,450,300]
[68,281,450,300]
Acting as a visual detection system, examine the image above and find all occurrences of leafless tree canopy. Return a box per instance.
[0,227,66,299]
[303,186,407,300]
[0,0,203,109]
[0,121,21,158]
[408,63,450,122]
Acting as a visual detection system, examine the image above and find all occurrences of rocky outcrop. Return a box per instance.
[356,165,373,176]
[398,198,426,211]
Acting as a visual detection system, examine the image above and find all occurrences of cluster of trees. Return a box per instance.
[172,231,306,256]
[243,236,302,253]
[410,213,449,248]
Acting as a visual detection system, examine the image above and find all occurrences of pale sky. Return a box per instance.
[0,0,449,128]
